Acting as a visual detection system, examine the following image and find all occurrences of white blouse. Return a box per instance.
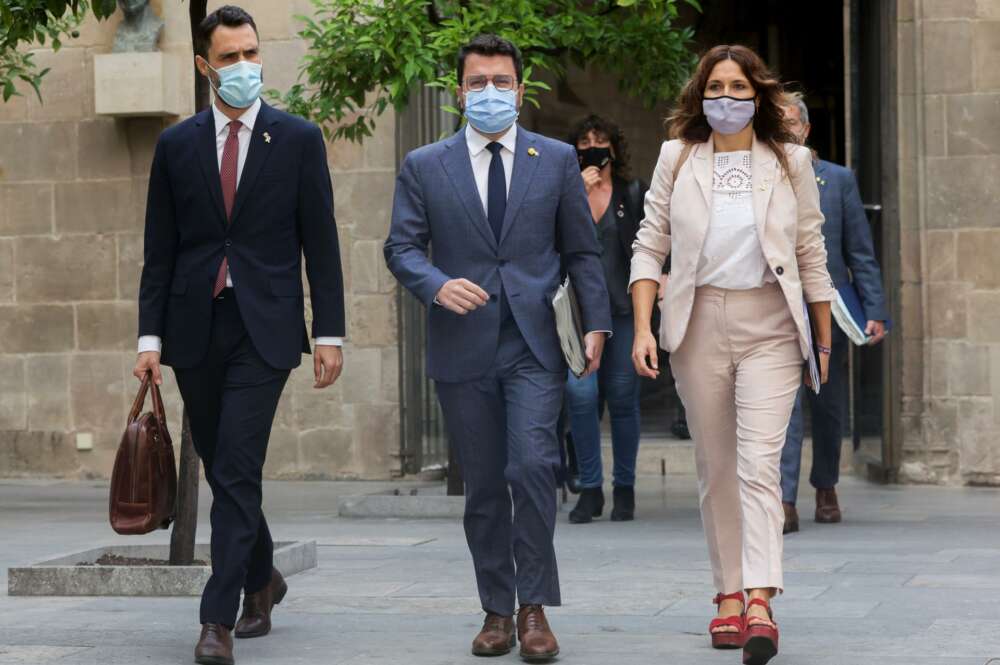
[695,150,776,290]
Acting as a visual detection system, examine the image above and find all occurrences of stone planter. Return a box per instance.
[7,540,316,597]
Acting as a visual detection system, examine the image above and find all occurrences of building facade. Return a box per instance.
[0,0,400,481]
[1,0,1000,486]
[896,0,1000,485]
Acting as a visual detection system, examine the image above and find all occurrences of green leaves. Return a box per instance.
[0,0,92,102]
[269,0,702,144]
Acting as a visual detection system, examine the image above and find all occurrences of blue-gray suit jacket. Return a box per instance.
[384,126,612,383]
[815,159,887,322]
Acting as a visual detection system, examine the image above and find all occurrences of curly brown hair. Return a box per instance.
[567,114,633,182]
[667,44,797,176]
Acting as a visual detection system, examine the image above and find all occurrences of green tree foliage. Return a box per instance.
[0,0,117,101]
[272,0,702,142]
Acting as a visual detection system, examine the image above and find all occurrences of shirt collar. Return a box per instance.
[212,97,261,136]
[465,122,518,157]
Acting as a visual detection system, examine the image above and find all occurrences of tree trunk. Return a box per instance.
[168,0,210,567]
[169,411,200,565]
[189,0,210,112]
[446,442,463,496]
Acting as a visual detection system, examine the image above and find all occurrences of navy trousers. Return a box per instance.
[173,291,290,627]
[435,318,565,616]
[780,327,849,504]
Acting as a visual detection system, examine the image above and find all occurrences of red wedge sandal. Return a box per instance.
[742,597,779,665]
[709,591,745,649]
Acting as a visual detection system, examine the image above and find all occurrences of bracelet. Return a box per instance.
[817,344,832,355]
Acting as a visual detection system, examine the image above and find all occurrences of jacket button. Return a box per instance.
[775,266,784,276]
[499,259,508,267]
[490,294,497,301]
[225,240,232,247]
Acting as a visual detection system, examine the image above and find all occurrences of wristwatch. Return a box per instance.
[817,344,832,355]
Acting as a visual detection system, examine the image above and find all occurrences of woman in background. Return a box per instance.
[565,115,647,524]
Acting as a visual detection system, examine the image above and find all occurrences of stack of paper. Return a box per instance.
[832,283,871,346]
[802,301,821,395]
[552,277,587,378]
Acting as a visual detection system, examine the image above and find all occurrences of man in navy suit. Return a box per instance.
[779,93,887,533]
[384,35,611,661]
[133,7,345,664]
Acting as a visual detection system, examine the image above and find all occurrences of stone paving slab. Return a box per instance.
[1,476,1000,664]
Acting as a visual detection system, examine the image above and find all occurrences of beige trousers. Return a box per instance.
[670,282,802,593]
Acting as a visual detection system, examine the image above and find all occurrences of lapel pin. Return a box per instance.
[263,131,272,144]
[527,147,538,157]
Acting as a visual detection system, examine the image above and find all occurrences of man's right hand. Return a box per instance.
[134,351,163,385]
[435,279,489,315]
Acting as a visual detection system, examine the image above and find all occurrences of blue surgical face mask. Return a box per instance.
[464,84,519,135]
[208,60,263,109]
[702,95,756,135]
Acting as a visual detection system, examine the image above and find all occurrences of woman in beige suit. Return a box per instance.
[629,45,835,665]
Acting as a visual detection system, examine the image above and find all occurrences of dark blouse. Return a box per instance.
[592,177,648,317]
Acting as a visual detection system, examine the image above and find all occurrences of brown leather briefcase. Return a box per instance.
[109,371,177,535]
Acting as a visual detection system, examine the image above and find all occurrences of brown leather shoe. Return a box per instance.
[815,487,842,523]
[234,568,288,639]
[516,605,559,662]
[194,623,234,665]
[471,613,516,656]
[782,502,800,534]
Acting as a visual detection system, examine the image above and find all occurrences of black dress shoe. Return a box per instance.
[610,486,635,521]
[670,417,691,440]
[568,487,604,524]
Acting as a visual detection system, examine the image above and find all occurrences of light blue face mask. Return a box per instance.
[208,60,263,109]
[464,84,519,135]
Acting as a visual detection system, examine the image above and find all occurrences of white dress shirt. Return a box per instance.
[697,150,776,290]
[138,99,342,354]
[459,123,610,339]
[466,122,516,213]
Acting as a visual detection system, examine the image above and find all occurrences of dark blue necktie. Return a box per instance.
[486,142,506,242]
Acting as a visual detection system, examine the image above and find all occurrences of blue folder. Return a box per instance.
[832,282,892,346]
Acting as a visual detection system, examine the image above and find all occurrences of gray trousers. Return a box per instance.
[435,319,564,616]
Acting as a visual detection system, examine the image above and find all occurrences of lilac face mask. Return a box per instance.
[702,96,756,135]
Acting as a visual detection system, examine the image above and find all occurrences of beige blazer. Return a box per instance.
[629,134,837,360]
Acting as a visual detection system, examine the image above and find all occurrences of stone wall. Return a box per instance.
[0,0,400,480]
[896,0,1000,484]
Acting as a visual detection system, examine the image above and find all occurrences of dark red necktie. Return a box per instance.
[213,120,242,297]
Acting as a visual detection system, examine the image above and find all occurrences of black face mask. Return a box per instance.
[577,146,613,171]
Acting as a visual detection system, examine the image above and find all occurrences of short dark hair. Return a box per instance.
[568,114,633,182]
[457,34,523,86]
[197,5,258,57]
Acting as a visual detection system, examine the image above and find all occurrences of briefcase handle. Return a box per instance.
[127,370,167,426]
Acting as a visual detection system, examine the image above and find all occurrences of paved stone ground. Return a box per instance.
[2,474,1000,665]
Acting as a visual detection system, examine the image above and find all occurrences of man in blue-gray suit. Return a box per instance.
[779,93,887,533]
[384,34,611,662]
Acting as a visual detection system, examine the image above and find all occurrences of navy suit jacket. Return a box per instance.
[814,159,887,322]
[384,126,612,383]
[138,102,346,370]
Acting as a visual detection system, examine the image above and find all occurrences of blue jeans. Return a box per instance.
[780,328,849,504]
[565,315,641,489]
